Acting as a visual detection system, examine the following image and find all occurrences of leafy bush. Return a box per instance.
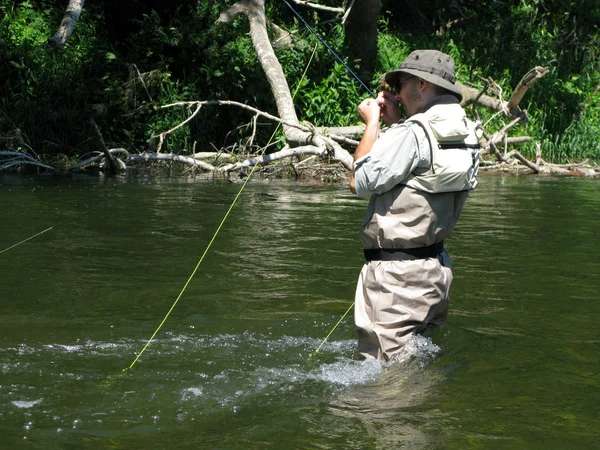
[0,0,598,164]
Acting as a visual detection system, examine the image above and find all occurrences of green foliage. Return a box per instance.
[376,30,411,76]
[0,0,106,153]
[421,0,600,162]
[0,0,598,164]
[296,62,362,127]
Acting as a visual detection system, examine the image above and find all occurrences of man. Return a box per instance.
[350,49,479,361]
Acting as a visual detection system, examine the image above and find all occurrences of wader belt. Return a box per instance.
[364,242,444,262]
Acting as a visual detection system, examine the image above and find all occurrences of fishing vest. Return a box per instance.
[359,103,480,250]
[404,109,480,193]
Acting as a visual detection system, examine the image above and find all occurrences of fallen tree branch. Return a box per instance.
[289,0,344,14]
[503,149,540,173]
[0,151,39,162]
[0,161,56,171]
[162,99,354,169]
[154,102,202,153]
[90,118,119,174]
[507,66,549,114]
[0,151,56,172]
[486,116,526,147]
[129,152,216,171]
[67,152,103,171]
[221,144,326,172]
[47,0,85,50]
[480,136,532,155]
[460,66,547,122]
[478,125,539,173]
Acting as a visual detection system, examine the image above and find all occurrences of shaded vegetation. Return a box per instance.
[0,0,598,163]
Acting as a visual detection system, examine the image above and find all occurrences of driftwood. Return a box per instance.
[0,151,55,172]
[161,100,354,168]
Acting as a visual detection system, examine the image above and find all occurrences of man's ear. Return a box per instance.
[419,79,432,94]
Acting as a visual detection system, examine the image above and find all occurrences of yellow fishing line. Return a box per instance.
[125,45,319,371]
[308,301,354,359]
[0,227,53,255]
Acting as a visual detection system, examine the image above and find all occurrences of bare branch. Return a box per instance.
[341,0,356,24]
[0,161,56,171]
[162,100,356,149]
[67,153,103,171]
[507,66,549,113]
[504,149,540,173]
[129,152,216,171]
[90,118,119,173]
[289,0,344,14]
[154,103,203,153]
[47,0,85,50]
[221,145,327,172]
[0,151,39,162]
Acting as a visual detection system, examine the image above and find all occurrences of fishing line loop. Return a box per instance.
[125,45,321,371]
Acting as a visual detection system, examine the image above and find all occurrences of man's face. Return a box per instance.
[395,76,422,117]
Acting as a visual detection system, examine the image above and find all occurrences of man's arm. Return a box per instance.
[350,99,381,194]
[350,92,404,193]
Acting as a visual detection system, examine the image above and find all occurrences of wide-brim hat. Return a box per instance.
[384,49,463,101]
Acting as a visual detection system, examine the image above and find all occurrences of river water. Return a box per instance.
[1,173,598,449]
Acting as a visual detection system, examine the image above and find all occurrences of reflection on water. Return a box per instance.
[329,336,443,449]
[1,173,599,449]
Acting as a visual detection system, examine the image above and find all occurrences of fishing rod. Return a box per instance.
[282,0,376,98]
[0,227,53,255]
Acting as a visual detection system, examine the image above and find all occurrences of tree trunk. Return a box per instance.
[48,0,85,50]
[343,0,381,81]
[218,0,303,143]
[217,0,353,169]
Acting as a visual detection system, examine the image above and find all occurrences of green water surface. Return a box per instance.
[1,173,598,449]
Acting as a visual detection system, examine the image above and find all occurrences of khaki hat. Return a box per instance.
[384,49,463,101]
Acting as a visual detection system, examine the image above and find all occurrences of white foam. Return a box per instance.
[384,335,441,368]
[12,399,42,409]
[181,387,203,401]
[316,358,382,386]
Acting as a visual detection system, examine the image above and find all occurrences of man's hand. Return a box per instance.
[357,98,381,125]
[376,90,402,126]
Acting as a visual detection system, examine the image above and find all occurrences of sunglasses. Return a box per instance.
[396,75,416,91]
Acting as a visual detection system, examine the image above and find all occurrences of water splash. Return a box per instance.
[384,334,441,369]
[12,399,43,409]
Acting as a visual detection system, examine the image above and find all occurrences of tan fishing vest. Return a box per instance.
[360,104,480,250]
